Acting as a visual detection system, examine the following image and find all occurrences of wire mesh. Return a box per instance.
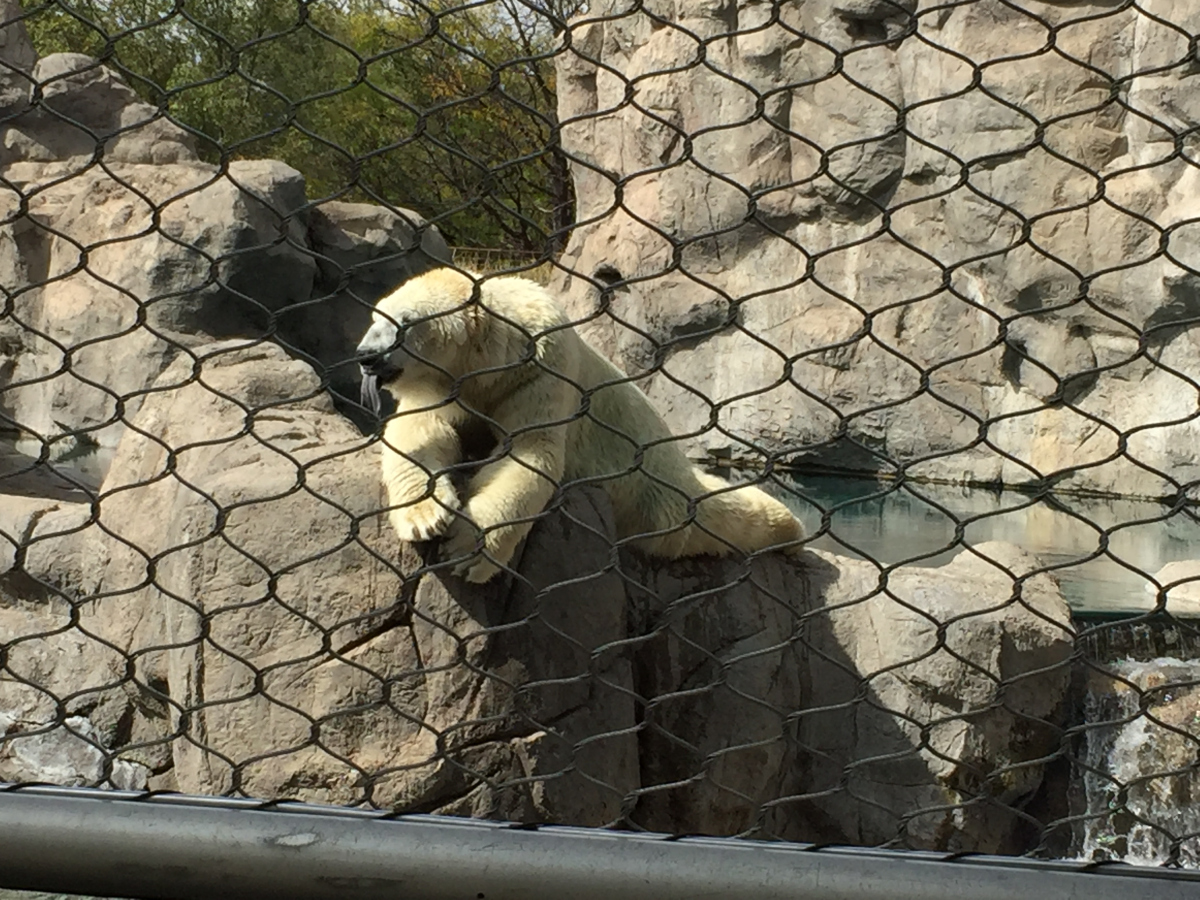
[1,0,1200,881]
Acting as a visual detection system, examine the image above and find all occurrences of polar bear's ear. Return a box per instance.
[374,307,411,333]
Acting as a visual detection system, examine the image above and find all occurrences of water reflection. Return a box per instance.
[768,474,1200,615]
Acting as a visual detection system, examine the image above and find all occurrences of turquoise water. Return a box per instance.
[768,474,1200,615]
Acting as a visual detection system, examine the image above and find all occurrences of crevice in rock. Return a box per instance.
[330,599,414,661]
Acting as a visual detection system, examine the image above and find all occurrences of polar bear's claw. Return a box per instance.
[389,498,455,543]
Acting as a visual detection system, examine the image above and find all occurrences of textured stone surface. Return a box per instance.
[33,341,641,817]
[0,20,449,478]
[800,541,1073,852]
[0,598,149,791]
[0,1,34,117]
[19,52,198,165]
[0,342,1073,849]
[0,495,65,575]
[4,159,315,457]
[619,550,812,838]
[555,0,1200,499]
[1081,659,1200,866]
[0,710,148,790]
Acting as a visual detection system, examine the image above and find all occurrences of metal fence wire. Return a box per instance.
[3,0,1200,887]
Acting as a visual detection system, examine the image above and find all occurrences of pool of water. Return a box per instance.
[767,474,1200,615]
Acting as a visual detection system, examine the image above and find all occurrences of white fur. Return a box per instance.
[360,268,805,582]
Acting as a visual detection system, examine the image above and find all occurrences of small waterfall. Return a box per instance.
[1080,658,1200,866]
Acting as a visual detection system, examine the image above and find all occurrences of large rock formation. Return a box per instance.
[0,0,1077,855]
[0,0,449,476]
[555,0,1200,499]
[0,342,1074,849]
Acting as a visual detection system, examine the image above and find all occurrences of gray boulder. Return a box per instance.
[0,30,450,481]
[0,0,34,116]
[801,542,1073,852]
[4,159,317,459]
[10,52,199,165]
[1,346,1074,849]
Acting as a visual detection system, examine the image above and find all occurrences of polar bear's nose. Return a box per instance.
[356,350,389,374]
[356,317,402,362]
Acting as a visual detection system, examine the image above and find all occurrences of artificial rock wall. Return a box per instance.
[555,0,1200,499]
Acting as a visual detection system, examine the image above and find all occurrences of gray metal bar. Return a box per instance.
[0,787,1197,900]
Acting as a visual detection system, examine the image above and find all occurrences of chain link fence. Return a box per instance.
[2,0,1200,889]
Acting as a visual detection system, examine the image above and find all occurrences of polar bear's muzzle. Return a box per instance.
[358,361,399,417]
[356,319,405,415]
[357,351,401,380]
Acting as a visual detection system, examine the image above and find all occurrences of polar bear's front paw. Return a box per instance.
[440,518,502,583]
[389,480,459,542]
[455,555,502,583]
[390,498,456,541]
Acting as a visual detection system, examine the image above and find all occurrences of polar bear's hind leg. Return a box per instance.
[664,471,804,559]
[614,468,804,560]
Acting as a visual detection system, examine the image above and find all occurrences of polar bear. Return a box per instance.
[356,267,804,582]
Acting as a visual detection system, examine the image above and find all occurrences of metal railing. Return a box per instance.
[3,785,1200,900]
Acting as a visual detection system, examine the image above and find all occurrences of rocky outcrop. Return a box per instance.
[2,150,448,464]
[1142,560,1200,617]
[0,0,1078,853]
[803,542,1072,851]
[1082,660,1200,866]
[555,0,1200,499]
[16,51,197,165]
[0,1,449,476]
[0,341,1074,849]
[41,341,641,816]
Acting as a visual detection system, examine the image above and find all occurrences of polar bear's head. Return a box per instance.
[355,268,479,413]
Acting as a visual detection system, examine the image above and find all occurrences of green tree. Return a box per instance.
[19,0,577,253]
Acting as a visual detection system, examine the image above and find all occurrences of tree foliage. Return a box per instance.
[19,0,578,252]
